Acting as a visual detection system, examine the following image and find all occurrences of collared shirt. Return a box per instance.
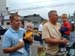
[42,22,61,55]
[2,27,28,56]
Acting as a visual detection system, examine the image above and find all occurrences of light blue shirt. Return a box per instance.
[2,27,28,56]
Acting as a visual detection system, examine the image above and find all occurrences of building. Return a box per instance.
[2,14,45,29]
[0,0,7,15]
[22,14,44,28]
[0,0,8,25]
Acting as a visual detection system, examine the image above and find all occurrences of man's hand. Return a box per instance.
[60,38,68,45]
[3,40,24,53]
[44,37,61,45]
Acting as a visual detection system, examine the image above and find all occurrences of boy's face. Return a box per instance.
[61,14,68,22]
[27,25,33,31]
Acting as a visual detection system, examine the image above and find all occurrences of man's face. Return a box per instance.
[11,16,21,29]
[61,14,67,22]
[49,12,58,23]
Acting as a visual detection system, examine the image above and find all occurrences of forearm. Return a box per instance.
[3,42,24,53]
[44,38,60,44]
[3,47,16,53]
[59,40,67,44]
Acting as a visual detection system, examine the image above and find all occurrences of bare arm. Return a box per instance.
[44,37,60,45]
[3,41,24,53]
[44,37,68,45]
[42,24,68,45]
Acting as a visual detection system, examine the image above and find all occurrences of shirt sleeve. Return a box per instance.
[2,34,11,48]
[19,38,23,42]
[42,24,50,39]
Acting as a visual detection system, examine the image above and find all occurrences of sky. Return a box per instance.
[6,0,75,19]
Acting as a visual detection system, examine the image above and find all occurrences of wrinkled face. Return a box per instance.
[49,12,58,23]
[61,14,68,22]
[27,25,33,31]
[11,16,21,29]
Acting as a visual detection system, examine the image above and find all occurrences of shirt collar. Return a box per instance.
[9,27,22,33]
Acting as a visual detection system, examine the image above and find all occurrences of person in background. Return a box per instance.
[60,14,71,40]
[23,22,34,56]
[38,20,47,45]
[42,10,68,56]
[69,23,75,56]
[2,14,28,56]
[60,14,71,56]
[37,20,47,56]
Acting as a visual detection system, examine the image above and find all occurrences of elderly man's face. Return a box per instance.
[49,12,58,23]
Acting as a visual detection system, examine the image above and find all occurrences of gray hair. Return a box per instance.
[48,10,57,17]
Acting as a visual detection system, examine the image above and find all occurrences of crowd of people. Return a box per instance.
[2,10,75,56]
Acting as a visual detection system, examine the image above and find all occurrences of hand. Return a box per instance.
[61,38,68,44]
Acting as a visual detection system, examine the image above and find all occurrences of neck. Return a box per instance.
[63,20,67,23]
[12,26,19,31]
[50,21,57,25]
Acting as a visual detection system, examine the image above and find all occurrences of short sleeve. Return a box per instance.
[19,38,23,42]
[2,34,11,48]
[42,24,50,39]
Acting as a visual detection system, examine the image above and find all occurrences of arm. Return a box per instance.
[44,37,68,45]
[3,41,24,53]
[42,24,60,45]
[2,34,24,53]
[24,32,33,39]
[44,37,60,45]
[42,24,68,45]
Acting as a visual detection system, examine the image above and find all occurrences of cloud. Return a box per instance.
[7,0,75,19]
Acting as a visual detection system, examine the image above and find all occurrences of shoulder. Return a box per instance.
[43,22,49,27]
[4,28,11,35]
[19,28,25,33]
[3,29,12,38]
[65,22,71,25]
